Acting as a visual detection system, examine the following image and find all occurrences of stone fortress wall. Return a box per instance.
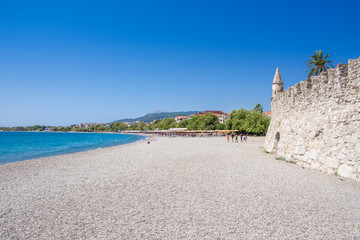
[264,57,360,181]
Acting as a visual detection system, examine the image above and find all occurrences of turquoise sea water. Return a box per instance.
[0,131,145,164]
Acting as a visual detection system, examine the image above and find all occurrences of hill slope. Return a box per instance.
[113,111,199,123]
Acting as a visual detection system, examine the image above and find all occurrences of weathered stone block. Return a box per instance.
[341,147,349,155]
[355,144,360,154]
[309,149,317,160]
[294,146,306,155]
[311,162,320,170]
[352,164,359,173]
[325,157,340,169]
[338,164,353,178]
[295,137,304,146]
[319,154,327,164]
[337,152,346,159]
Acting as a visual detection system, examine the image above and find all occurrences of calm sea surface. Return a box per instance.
[0,131,145,164]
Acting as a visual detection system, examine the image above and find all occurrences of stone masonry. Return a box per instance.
[264,57,360,181]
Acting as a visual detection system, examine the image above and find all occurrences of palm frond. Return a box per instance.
[306,50,333,77]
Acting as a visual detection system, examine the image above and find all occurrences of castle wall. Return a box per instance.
[264,57,360,181]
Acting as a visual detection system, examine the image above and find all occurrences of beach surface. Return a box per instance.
[1,136,360,239]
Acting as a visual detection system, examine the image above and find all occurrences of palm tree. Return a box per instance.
[253,103,263,113]
[306,50,334,78]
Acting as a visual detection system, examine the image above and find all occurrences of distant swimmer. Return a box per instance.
[115,139,118,143]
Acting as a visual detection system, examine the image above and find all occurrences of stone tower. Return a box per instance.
[272,67,284,96]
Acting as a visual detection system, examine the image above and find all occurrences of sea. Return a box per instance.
[0,131,145,164]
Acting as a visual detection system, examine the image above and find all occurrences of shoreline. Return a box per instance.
[0,132,148,165]
[1,137,360,239]
[5,135,151,167]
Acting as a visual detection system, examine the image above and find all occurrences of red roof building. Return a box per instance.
[263,111,271,117]
[175,116,189,122]
[204,110,224,116]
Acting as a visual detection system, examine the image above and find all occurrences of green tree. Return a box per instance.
[243,111,270,134]
[216,123,226,130]
[253,103,263,113]
[177,119,189,128]
[149,119,162,130]
[129,123,139,130]
[306,50,334,78]
[225,108,269,134]
[59,127,67,131]
[93,124,107,131]
[199,113,219,130]
[138,122,148,131]
[110,122,129,132]
[186,115,201,130]
[226,108,248,131]
[158,118,176,130]
[14,126,25,131]
[186,113,219,130]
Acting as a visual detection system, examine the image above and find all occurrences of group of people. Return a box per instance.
[227,133,247,142]
[145,132,226,138]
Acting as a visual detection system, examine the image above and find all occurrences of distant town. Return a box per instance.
[0,106,272,135]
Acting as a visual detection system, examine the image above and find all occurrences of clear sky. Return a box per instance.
[1,0,359,127]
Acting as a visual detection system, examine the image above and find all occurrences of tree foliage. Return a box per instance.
[0,104,270,135]
[88,124,108,132]
[306,50,334,78]
[226,106,270,134]
[186,113,219,130]
[109,122,129,131]
[253,103,263,113]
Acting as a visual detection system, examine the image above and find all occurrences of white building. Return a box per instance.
[218,113,230,124]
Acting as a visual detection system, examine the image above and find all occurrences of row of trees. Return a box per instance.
[108,104,270,135]
[0,125,50,132]
[1,105,270,135]
[0,125,105,132]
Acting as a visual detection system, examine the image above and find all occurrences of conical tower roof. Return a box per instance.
[273,67,283,84]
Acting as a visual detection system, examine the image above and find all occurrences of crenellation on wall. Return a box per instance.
[337,63,348,77]
[265,56,360,181]
[305,78,312,90]
[299,80,306,91]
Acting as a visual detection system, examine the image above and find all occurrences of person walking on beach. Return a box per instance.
[231,133,234,142]
[235,135,238,142]
[244,134,248,142]
[240,134,243,142]
[227,134,229,142]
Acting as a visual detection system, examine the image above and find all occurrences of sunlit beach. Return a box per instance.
[1,0,360,239]
[2,136,360,239]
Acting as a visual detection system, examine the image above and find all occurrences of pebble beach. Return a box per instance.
[1,136,360,239]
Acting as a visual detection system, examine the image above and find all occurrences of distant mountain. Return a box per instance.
[112,111,199,124]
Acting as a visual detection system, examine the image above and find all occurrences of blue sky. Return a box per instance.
[1,0,359,126]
